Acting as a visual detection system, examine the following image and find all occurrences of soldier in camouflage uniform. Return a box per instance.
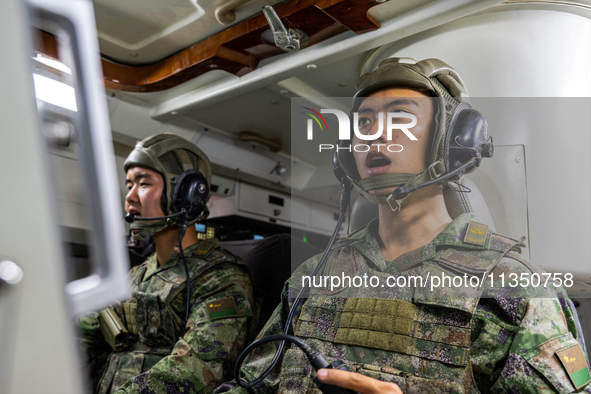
[215,58,590,393]
[77,134,255,394]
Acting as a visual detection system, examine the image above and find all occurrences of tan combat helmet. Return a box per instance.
[124,133,212,239]
[337,57,490,210]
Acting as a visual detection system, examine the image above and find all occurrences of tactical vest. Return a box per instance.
[277,224,523,394]
[96,241,230,394]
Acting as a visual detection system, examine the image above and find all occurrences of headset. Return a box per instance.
[390,102,493,201]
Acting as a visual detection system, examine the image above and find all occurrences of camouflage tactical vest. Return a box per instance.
[277,223,522,394]
[96,241,233,394]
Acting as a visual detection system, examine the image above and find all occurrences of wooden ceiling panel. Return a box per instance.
[34,0,380,92]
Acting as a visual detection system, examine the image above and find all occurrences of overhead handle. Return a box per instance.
[262,5,303,52]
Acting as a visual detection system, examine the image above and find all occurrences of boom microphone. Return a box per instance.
[125,211,185,223]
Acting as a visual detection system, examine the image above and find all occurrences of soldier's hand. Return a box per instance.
[316,368,403,394]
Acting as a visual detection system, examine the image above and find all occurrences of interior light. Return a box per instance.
[33,74,77,112]
[33,54,72,74]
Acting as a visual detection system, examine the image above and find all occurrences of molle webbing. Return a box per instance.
[296,297,471,366]
[335,298,415,354]
[122,303,138,335]
[359,173,414,191]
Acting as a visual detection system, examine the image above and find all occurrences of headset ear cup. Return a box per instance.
[172,169,209,218]
[445,103,488,174]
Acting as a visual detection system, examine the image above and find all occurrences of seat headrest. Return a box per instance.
[349,177,496,233]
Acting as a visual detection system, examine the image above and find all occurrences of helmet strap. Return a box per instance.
[359,173,415,191]
[351,173,413,205]
[129,212,208,241]
[129,217,181,241]
[353,159,446,211]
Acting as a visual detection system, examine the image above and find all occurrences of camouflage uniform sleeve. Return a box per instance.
[214,255,321,394]
[116,261,255,394]
[75,312,112,389]
[484,256,591,393]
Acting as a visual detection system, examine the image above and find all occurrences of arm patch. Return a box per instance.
[206,297,238,320]
[556,344,591,390]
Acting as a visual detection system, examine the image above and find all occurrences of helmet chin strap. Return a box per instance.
[129,217,182,241]
[352,159,447,211]
[352,173,413,205]
[128,207,209,242]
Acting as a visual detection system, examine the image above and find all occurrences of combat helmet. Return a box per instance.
[337,57,490,210]
[124,133,212,239]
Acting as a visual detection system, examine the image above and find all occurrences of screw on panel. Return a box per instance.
[517,158,523,163]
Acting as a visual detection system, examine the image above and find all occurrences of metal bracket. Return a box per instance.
[262,5,305,52]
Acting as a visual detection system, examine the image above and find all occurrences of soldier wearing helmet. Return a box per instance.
[77,134,255,394]
[216,58,589,393]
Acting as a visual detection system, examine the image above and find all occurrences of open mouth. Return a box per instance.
[366,152,392,168]
[364,152,392,176]
[368,156,391,168]
[128,209,141,217]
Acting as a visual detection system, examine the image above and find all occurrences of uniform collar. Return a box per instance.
[348,212,486,273]
[142,242,202,282]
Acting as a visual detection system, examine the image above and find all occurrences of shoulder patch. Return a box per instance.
[463,221,489,246]
[196,240,217,257]
[206,297,238,320]
[556,344,591,390]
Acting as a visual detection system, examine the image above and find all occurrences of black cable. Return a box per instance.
[177,219,191,332]
[234,180,351,388]
[234,334,330,383]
